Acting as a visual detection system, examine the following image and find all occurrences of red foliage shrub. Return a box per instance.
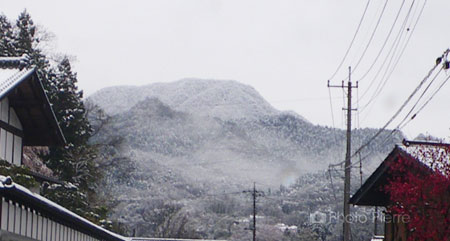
[384,146,450,241]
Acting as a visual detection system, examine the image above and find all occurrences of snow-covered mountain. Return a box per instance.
[89,77,401,191]
[89,78,289,121]
[87,78,402,239]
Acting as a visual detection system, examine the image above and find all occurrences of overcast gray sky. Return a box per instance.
[2,0,450,139]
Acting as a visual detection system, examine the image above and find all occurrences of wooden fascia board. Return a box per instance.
[29,74,66,145]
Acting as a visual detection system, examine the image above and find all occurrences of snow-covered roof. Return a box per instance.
[0,56,34,99]
[350,139,450,206]
[0,56,65,145]
[399,140,450,175]
[0,175,128,241]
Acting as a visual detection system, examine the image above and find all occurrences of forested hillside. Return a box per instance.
[88,79,402,240]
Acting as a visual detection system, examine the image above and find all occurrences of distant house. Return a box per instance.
[350,139,450,241]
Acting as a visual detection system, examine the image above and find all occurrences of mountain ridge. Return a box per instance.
[88,78,309,122]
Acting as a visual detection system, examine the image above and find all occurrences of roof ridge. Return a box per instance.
[402,139,450,147]
[0,55,29,69]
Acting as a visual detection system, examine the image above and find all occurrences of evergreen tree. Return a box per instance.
[15,10,36,55]
[0,11,111,228]
[14,10,51,88]
[45,57,99,191]
[0,14,16,56]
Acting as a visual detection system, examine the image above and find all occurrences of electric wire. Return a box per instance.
[328,0,371,81]
[327,0,429,193]
[395,67,443,130]
[357,0,408,82]
[348,130,401,172]
[356,86,360,128]
[328,87,336,128]
[328,87,341,145]
[351,0,390,75]
[359,0,425,114]
[203,191,246,197]
[328,168,338,201]
[329,51,448,169]
[344,60,443,170]
[359,0,417,104]
[373,0,421,98]
[381,0,427,86]
[399,72,450,130]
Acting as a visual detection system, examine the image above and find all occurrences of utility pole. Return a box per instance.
[243,183,264,241]
[328,67,358,241]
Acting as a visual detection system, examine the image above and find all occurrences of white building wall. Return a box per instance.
[0,129,6,160]
[13,135,22,166]
[45,218,50,241]
[1,98,9,123]
[32,211,38,240]
[5,132,13,163]
[0,97,23,165]
[8,200,14,232]
[20,205,26,235]
[9,108,22,130]
[1,198,7,231]
[26,208,32,237]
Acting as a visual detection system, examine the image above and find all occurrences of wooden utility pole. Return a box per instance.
[328,67,358,241]
[244,183,264,241]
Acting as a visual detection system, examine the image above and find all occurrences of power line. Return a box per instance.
[395,67,443,130]
[356,0,407,82]
[359,0,419,111]
[346,62,443,169]
[328,0,371,81]
[360,0,426,114]
[328,87,336,128]
[347,70,450,171]
[378,0,427,89]
[328,168,338,202]
[351,0,389,75]
[203,191,245,197]
[370,0,420,99]
[399,71,450,130]
[330,49,449,170]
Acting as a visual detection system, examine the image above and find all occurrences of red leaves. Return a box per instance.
[384,146,450,241]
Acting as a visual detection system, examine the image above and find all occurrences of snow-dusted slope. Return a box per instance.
[88,78,283,120]
[88,80,403,238]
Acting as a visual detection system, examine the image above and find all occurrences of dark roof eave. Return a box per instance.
[32,71,66,145]
[2,68,66,146]
[349,146,400,206]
